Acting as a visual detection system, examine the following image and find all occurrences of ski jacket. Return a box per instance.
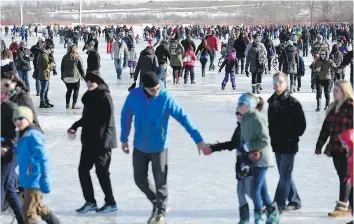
[182,46,196,67]
[134,47,159,83]
[14,125,49,189]
[206,35,219,51]
[120,84,203,153]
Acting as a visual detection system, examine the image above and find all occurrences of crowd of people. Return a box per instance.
[1,21,354,224]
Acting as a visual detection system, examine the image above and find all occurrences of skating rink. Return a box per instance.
[1,33,353,224]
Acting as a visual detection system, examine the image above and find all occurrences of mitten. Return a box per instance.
[128,82,136,92]
[40,175,51,194]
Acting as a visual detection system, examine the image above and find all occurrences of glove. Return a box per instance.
[218,69,221,73]
[40,175,51,194]
[128,82,136,92]
[245,70,250,77]
[67,129,76,140]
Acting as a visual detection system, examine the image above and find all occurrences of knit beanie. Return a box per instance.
[238,93,259,109]
[142,71,160,88]
[13,106,33,123]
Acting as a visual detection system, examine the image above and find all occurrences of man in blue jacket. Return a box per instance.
[120,71,211,224]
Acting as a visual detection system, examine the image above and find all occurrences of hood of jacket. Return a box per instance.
[140,47,154,56]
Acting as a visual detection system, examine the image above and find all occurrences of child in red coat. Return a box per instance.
[182,45,196,84]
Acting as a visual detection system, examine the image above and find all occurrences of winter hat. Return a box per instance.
[287,40,293,46]
[142,71,159,88]
[238,93,259,109]
[13,106,33,123]
[38,37,45,42]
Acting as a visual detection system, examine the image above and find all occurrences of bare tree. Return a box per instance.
[261,3,284,24]
[315,0,340,21]
[304,1,316,26]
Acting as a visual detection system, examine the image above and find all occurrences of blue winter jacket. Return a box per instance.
[14,127,49,189]
[120,84,203,153]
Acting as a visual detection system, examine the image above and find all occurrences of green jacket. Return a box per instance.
[240,110,275,168]
[36,51,54,81]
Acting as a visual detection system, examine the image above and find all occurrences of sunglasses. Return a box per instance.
[13,117,25,121]
[236,112,242,116]
[2,83,11,88]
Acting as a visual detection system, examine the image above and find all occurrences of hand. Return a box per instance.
[315,149,321,155]
[248,151,261,161]
[122,142,129,154]
[197,142,212,156]
[40,175,51,194]
[218,69,221,73]
[245,70,250,77]
[1,147,8,157]
[67,129,76,140]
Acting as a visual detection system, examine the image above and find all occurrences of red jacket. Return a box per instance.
[183,46,196,67]
[207,35,219,51]
[316,98,353,155]
[339,129,354,185]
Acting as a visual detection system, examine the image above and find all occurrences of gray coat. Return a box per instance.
[245,42,267,74]
[240,110,275,168]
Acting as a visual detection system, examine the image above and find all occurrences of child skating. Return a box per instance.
[218,48,238,90]
[128,45,138,79]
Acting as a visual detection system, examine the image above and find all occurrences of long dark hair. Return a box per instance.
[1,71,27,91]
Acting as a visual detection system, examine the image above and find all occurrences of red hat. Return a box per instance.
[339,129,354,150]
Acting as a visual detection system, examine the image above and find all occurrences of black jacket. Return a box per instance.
[233,37,247,58]
[16,47,33,71]
[181,38,196,52]
[71,84,117,150]
[195,44,212,57]
[30,43,41,70]
[134,47,159,83]
[209,124,252,180]
[1,101,18,164]
[219,58,238,73]
[86,50,100,73]
[279,44,298,74]
[155,43,171,65]
[267,91,306,153]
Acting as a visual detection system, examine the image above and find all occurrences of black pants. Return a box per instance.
[171,66,182,84]
[266,56,272,72]
[184,66,195,82]
[316,79,331,100]
[251,71,263,85]
[133,148,168,215]
[78,148,115,205]
[200,58,208,75]
[64,81,80,105]
[237,57,245,72]
[333,152,353,207]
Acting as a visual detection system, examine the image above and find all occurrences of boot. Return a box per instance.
[316,99,321,112]
[40,101,49,108]
[45,100,54,108]
[184,79,188,84]
[36,91,40,96]
[221,85,225,90]
[328,201,349,217]
[266,202,280,224]
[42,212,60,224]
[254,209,267,224]
[202,70,206,77]
[252,86,256,94]
[66,104,70,109]
[15,215,25,224]
[147,204,158,224]
[191,80,196,84]
[256,84,261,94]
[238,203,250,224]
[324,98,330,111]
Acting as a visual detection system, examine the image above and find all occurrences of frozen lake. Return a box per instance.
[1,33,352,224]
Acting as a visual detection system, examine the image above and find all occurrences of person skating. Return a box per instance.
[233,32,247,74]
[218,48,238,90]
[208,106,257,224]
[182,45,196,84]
[16,41,33,92]
[68,71,117,214]
[120,71,211,224]
[127,45,137,79]
[111,37,128,79]
[315,80,353,217]
[86,41,100,74]
[61,45,85,109]
[278,40,298,94]
[1,87,24,224]
[237,93,279,224]
[13,106,60,224]
[195,39,212,77]
[169,33,185,84]
[268,72,306,214]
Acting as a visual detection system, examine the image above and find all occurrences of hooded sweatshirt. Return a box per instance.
[182,45,196,67]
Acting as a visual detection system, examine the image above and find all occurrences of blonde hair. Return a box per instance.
[69,45,79,59]
[326,80,353,115]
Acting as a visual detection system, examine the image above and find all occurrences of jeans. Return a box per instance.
[18,70,30,91]
[35,78,41,92]
[1,155,22,218]
[302,43,309,57]
[40,80,49,101]
[237,176,253,206]
[79,148,116,205]
[252,167,272,210]
[133,148,168,215]
[184,66,195,82]
[114,58,123,78]
[200,58,208,75]
[333,151,353,205]
[274,153,301,209]
[209,50,216,70]
[222,72,235,88]
[237,57,245,72]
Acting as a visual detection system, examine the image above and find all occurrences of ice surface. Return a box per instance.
[1,34,353,224]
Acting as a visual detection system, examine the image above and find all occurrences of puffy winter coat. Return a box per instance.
[155,42,170,65]
[279,44,298,75]
[245,42,267,73]
[16,47,33,71]
[182,46,196,67]
[313,56,337,80]
[134,47,159,83]
[36,49,55,81]
[233,37,247,58]
[60,54,85,81]
[311,41,330,56]
[206,35,219,51]
[14,125,49,189]
[169,40,184,67]
[86,50,100,73]
[240,110,275,168]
